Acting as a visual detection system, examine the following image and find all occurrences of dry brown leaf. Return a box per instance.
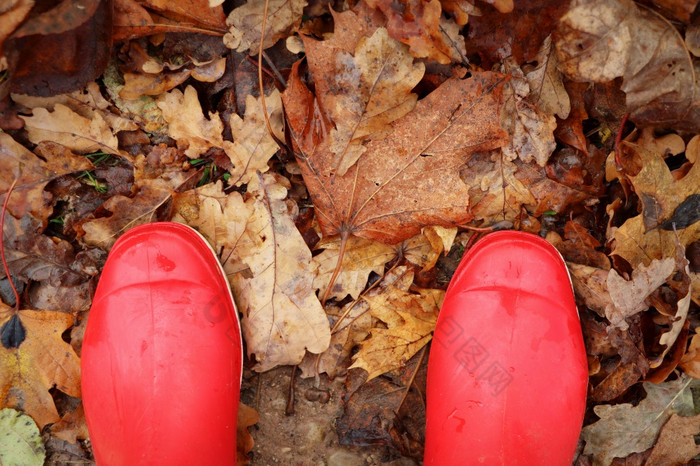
[351,281,442,380]
[524,35,570,119]
[555,0,697,131]
[191,57,227,82]
[119,69,192,100]
[156,85,224,158]
[0,308,81,429]
[365,0,465,64]
[680,331,700,378]
[606,258,675,329]
[312,236,395,301]
[316,27,425,175]
[139,0,227,30]
[461,150,589,226]
[569,263,611,317]
[283,71,510,244]
[80,179,172,250]
[228,174,331,371]
[581,376,695,466]
[50,403,88,444]
[223,90,284,186]
[237,402,259,465]
[402,225,457,271]
[20,104,118,154]
[646,413,700,464]
[224,0,306,53]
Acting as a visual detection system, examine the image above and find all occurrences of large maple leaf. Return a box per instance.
[283,70,510,244]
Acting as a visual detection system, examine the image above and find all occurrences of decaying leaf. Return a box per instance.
[402,225,457,271]
[228,174,331,371]
[312,236,395,301]
[80,179,173,250]
[50,403,88,444]
[156,85,225,158]
[350,268,443,380]
[237,402,259,465]
[224,0,307,53]
[680,330,700,378]
[581,376,695,465]
[0,308,81,429]
[284,71,510,244]
[224,90,284,186]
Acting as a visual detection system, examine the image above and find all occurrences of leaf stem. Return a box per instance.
[1,178,21,311]
[320,229,350,305]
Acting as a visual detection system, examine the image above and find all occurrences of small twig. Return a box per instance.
[285,364,298,415]
[1,178,20,312]
[396,345,428,415]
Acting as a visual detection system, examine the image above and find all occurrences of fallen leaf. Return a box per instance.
[156,85,224,158]
[402,225,457,271]
[569,263,611,317]
[317,27,425,175]
[224,0,307,53]
[555,0,697,131]
[645,413,700,464]
[0,408,45,466]
[224,90,284,186]
[119,69,193,100]
[680,330,700,378]
[139,0,227,30]
[0,308,81,429]
[50,403,88,444]
[312,236,395,301]
[581,376,695,465]
[364,0,465,64]
[80,178,173,250]
[350,269,443,380]
[524,35,570,119]
[237,402,259,465]
[284,71,510,244]
[229,174,331,371]
[20,104,118,154]
[606,258,675,329]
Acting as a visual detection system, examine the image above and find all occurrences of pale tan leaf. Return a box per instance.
[223,90,284,186]
[402,226,456,271]
[229,174,331,371]
[20,104,118,154]
[581,376,695,466]
[312,236,395,301]
[224,0,306,53]
[156,86,224,158]
[525,35,570,119]
[646,413,700,465]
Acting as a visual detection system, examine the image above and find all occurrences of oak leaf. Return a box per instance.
[402,225,457,271]
[646,413,700,464]
[156,85,224,158]
[224,0,306,53]
[20,104,118,154]
[283,71,510,244]
[0,308,81,429]
[228,174,331,371]
[224,90,284,186]
[50,403,88,444]
[581,376,695,465]
[237,402,259,465]
[139,0,227,30]
[680,330,700,377]
[351,269,443,380]
[312,236,395,301]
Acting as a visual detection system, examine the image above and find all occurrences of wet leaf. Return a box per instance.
[0,408,45,466]
[224,0,306,53]
[285,71,510,244]
[581,376,695,465]
[0,308,81,429]
[524,35,570,119]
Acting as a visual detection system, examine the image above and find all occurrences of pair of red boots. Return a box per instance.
[82,223,588,465]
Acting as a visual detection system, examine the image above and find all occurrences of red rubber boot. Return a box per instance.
[425,231,588,465]
[81,222,242,465]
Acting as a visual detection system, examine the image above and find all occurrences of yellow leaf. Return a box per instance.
[0,309,81,429]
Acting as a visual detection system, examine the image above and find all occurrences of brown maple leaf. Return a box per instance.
[283,71,510,244]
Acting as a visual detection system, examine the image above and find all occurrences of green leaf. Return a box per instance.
[0,408,45,466]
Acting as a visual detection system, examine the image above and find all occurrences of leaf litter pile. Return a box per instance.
[1,0,700,464]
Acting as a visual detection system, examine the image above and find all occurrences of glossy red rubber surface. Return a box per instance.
[425,231,587,465]
[82,222,242,465]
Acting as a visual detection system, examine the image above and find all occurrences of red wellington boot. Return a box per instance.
[425,231,588,465]
[81,222,242,465]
